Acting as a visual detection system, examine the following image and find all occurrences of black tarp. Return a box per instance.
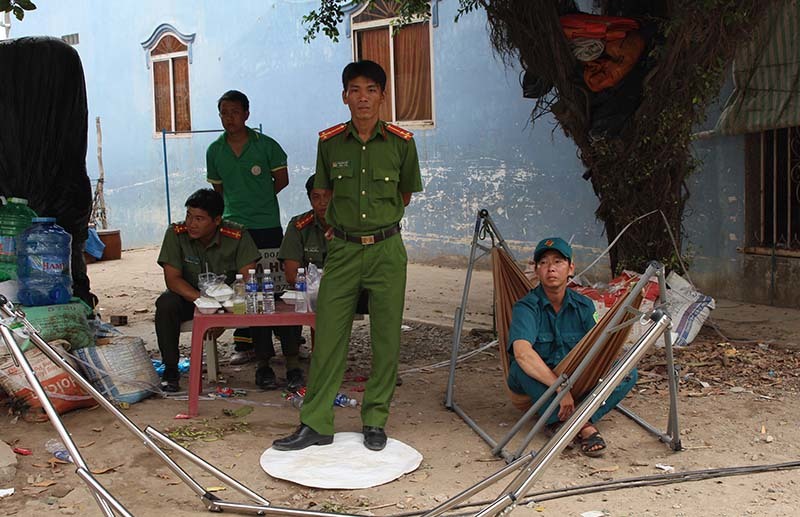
[0,36,94,306]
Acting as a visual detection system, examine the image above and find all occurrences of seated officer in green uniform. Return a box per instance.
[273,60,423,452]
[274,175,331,391]
[154,189,260,392]
[507,237,638,457]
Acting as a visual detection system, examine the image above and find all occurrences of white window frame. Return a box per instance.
[350,6,436,129]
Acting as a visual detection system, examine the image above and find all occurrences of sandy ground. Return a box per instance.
[1,246,800,516]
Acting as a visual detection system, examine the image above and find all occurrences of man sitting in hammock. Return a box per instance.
[506,237,638,457]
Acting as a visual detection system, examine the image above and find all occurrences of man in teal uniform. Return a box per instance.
[274,60,423,452]
[206,89,296,388]
[154,189,260,392]
[507,237,638,457]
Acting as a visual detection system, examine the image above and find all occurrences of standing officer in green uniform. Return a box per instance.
[507,237,638,457]
[154,189,260,392]
[207,89,297,388]
[274,175,331,391]
[274,60,423,452]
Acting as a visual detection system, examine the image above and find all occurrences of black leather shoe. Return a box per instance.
[286,368,305,392]
[255,366,278,390]
[362,426,387,451]
[160,379,180,393]
[161,367,180,393]
[272,424,333,451]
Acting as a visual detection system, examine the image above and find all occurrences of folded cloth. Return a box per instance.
[84,227,106,259]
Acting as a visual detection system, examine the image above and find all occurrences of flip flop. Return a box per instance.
[580,431,607,457]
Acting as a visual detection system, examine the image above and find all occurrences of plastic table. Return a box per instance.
[187,301,315,417]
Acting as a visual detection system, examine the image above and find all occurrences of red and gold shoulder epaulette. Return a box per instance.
[172,223,188,234]
[220,226,243,240]
[318,123,348,141]
[294,210,315,230]
[385,123,413,141]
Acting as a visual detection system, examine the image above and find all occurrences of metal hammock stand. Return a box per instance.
[444,209,683,462]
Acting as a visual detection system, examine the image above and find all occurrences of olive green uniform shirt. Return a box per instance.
[206,127,287,229]
[277,210,328,268]
[314,121,423,233]
[157,220,261,288]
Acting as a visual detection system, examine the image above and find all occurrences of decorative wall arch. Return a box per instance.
[140,23,196,69]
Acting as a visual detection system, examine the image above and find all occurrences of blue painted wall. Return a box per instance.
[8,1,606,265]
[12,1,791,305]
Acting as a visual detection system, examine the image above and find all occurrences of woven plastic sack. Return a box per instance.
[73,336,159,404]
[0,339,96,422]
[3,300,94,354]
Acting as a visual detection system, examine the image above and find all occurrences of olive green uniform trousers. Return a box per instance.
[300,233,407,435]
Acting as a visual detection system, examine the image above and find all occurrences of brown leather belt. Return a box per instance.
[333,224,401,245]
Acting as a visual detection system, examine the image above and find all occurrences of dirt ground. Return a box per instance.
[2,246,800,516]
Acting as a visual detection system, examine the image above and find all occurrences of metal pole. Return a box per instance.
[445,211,487,408]
[162,128,172,224]
[0,324,119,516]
[422,452,536,517]
[656,267,682,451]
[475,311,671,517]
[145,427,270,507]
[0,296,273,513]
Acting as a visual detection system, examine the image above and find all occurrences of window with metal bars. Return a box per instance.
[150,34,191,133]
[744,127,800,254]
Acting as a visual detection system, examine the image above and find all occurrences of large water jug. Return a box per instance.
[0,197,38,279]
[16,217,73,306]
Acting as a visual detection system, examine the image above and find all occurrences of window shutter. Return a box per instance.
[357,27,394,122]
[173,56,191,131]
[153,60,172,132]
[394,22,432,121]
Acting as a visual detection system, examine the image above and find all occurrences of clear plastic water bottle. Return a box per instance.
[333,392,358,408]
[16,217,72,306]
[288,392,304,409]
[262,268,275,314]
[44,438,73,463]
[294,267,308,313]
[231,274,246,315]
[245,268,258,314]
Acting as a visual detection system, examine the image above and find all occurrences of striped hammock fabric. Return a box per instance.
[491,247,642,411]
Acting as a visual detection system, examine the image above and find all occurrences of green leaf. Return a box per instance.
[17,0,36,10]
[12,4,23,20]
[222,405,253,418]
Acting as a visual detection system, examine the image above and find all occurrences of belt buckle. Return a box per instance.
[360,235,375,245]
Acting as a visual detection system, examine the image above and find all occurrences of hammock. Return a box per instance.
[491,247,643,411]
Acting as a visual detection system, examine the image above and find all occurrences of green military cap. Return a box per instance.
[533,237,572,262]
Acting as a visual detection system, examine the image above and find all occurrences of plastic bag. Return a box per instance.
[306,264,322,312]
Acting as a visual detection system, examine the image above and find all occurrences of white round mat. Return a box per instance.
[260,432,423,489]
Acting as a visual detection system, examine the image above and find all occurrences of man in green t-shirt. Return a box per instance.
[206,90,295,389]
[273,61,423,453]
[155,189,260,392]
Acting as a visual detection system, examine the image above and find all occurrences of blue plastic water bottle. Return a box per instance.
[16,217,72,306]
